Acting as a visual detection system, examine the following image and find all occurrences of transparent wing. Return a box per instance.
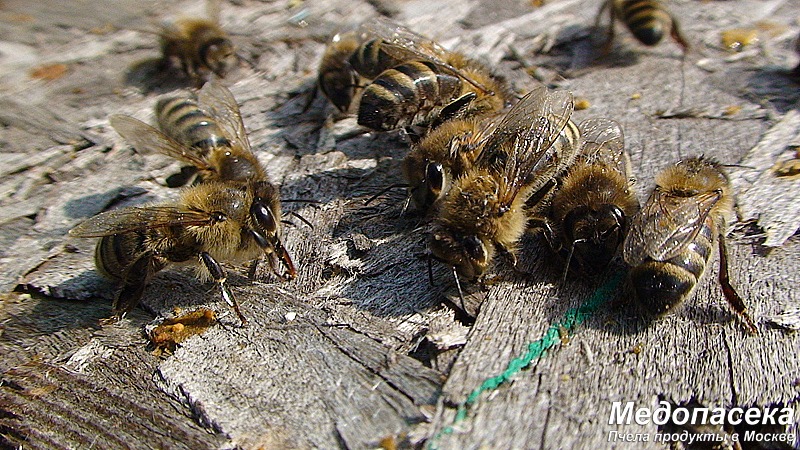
[357,17,451,63]
[577,118,630,178]
[69,206,214,238]
[109,115,212,170]
[623,188,720,264]
[197,80,251,154]
[477,87,575,204]
[357,17,492,94]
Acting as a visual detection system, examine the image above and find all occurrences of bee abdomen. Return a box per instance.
[631,222,714,314]
[156,97,230,151]
[620,0,671,45]
[357,61,461,131]
[95,232,147,281]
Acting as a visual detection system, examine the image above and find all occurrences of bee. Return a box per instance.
[596,0,689,53]
[71,82,295,324]
[622,157,757,334]
[317,18,509,131]
[542,118,639,275]
[428,87,581,283]
[158,1,236,84]
[151,87,265,183]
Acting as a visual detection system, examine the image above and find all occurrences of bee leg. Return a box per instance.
[669,15,690,53]
[247,258,260,279]
[596,0,615,57]
[109,253,158,323]
[199,251,248,325]
[717,237,757,335]
[528,217,560,252]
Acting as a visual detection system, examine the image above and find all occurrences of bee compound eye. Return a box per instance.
[425,162,444,195]
[250,202,277,234]
[211,212,227,222]
[462,235,486,265]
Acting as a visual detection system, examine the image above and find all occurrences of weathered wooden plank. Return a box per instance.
[1,0,800,448]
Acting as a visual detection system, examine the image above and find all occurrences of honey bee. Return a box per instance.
[596,0,689,53]
[158,2,236,84]
[317,18,509,131]
[69,180,286,325]
[72,82,295,324]
[622,157,757,334]
[428,87,581,282]
[542,118,639,275]
[151,85,265,184]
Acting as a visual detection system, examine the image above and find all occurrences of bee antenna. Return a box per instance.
[451,266,467,314]
[721,163,755,170]
[364,183,410,205]
[281,198,323,205]
[427,254,435,286]
[283,210,314,229]
[561,240,580,286]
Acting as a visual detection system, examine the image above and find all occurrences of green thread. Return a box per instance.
[427,272,624,449]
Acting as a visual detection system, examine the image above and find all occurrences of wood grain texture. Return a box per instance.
[1,0,799,448]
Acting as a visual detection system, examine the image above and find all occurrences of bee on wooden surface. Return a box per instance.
[317,18,509,131]
[69,180,284,325]
[428,87,581,283]
[108,82,295,280]
[158,2,236,84]
[595,0,689,53]
[150,83,265,184]
[622,157,757,334]
[541,118,639,275]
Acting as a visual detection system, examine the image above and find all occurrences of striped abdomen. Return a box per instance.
[617,0,672,46]
[95,231,153,281]
[156,97,231,153]
[357,61,463,131]
[630,219,715,315]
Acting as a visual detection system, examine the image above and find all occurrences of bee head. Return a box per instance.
[318,66,357,112]
[201,37,236,77]
[562,204,626,272]
[248,181,296,280]
[429,228,490,282]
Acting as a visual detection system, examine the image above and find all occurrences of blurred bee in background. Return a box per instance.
[622,157,757,334]
[317,17,510,133]
[428,87,581,288]
[595,0,689,54]
[537,118,639,277]
[158,0,237,84]
[71,82,295,324]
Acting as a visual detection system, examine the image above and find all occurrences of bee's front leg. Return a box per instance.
[199,252,248,325]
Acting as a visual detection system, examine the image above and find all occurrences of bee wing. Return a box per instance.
[357,18,493,94]
[109,115,212,171]
[357,17,450,62]
[478,87,574,203]
[623,189,721,264]
[577,118,631,178]
[69,206,215,238]
[197,80,252,154]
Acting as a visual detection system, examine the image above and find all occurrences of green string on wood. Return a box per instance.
[428,271,624,449]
